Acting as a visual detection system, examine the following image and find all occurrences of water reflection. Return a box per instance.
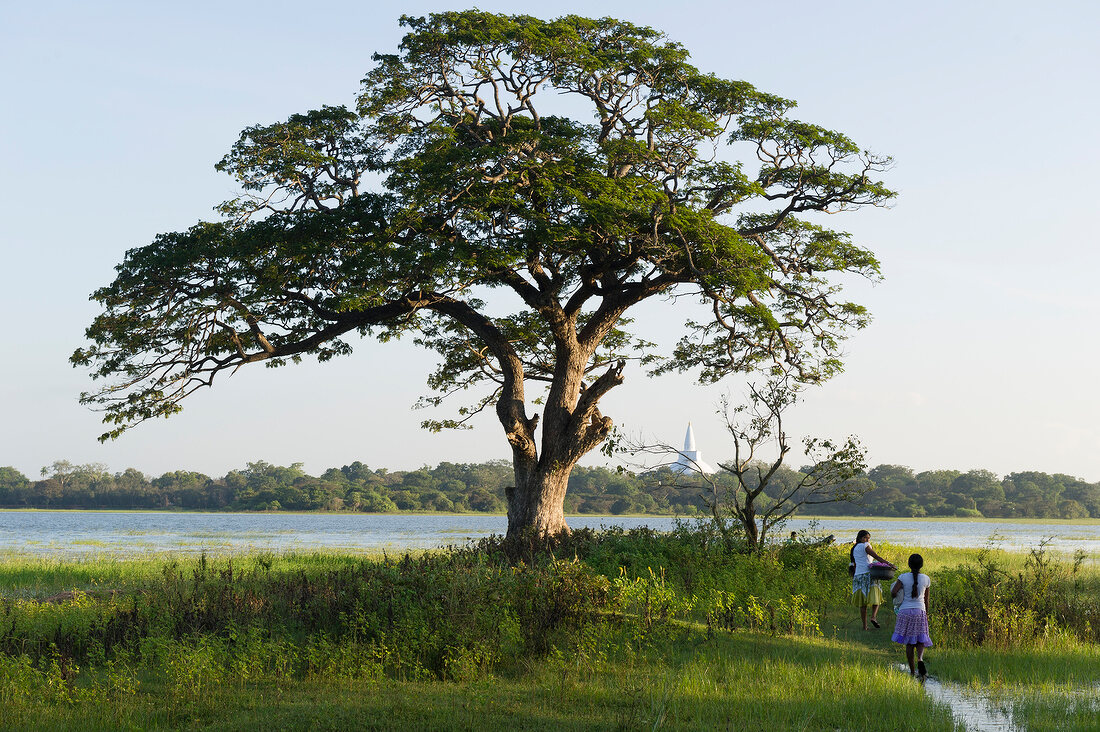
[902,665,1019,731]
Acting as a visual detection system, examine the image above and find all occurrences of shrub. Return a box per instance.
[932,539,1099,646]
[0,521,852,704]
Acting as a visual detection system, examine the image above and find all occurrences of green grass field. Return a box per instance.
[0,529,1097,730]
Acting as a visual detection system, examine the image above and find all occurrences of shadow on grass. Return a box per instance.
[1,628,960,732]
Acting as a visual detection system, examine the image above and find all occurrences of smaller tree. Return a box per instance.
[711,375,868,549]
[624,374,868,549]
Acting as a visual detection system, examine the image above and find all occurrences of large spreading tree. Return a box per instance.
[73,11,893,537]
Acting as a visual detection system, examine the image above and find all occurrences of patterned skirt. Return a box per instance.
[892,608,933,646]
[850,573,883,606]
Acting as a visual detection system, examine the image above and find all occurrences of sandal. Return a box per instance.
[870,619,880,629]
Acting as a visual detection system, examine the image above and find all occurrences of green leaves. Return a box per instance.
[216,106,382,222]
[75,9,892,472]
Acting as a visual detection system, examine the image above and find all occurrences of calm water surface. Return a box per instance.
[1,511,1098,559]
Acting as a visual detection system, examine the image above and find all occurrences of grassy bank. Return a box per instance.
[1,527,1097,730]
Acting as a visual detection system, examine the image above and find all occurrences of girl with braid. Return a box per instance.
[891,553,933,677]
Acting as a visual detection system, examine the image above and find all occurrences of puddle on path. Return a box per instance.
[898,665,1019,731]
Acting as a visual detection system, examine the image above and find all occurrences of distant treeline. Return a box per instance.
[1,461,1098,519]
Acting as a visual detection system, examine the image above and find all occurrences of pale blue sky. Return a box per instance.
[2,1,1098,480]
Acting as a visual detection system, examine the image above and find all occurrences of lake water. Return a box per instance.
[1,511,1099,559]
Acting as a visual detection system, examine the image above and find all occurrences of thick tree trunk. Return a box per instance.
[506,467,571,537]
[499,324,623,538]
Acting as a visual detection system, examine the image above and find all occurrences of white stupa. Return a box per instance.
[671,423,716,474]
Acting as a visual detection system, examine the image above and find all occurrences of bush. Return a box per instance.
[0,522,851,704]
[932,540,1099,646]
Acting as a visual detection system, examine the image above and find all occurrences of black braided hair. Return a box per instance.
[908,553,924,598]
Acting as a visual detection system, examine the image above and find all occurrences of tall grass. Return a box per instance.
[1,525,1097,729]
[928,540,1100,646]
[1002,687,1100,732]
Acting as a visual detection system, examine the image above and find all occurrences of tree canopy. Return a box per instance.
[73,11,893,536]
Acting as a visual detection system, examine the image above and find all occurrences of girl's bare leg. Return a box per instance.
[905,644,916,674]
[860,604,868,630]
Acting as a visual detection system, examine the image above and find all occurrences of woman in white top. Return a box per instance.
[849,529,894,630]
[891,553,933,677]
